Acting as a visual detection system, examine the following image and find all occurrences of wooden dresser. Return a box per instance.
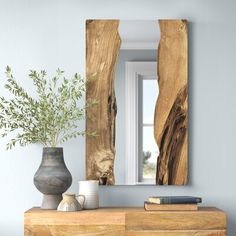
[24,207,227,236]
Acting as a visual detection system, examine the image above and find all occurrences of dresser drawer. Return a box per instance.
[24,207,226,236]
[126,230,226,236]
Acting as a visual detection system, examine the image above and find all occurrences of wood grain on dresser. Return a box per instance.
[24,207,227,236]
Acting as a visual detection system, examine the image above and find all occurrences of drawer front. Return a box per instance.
[126,212,226,231]
[25,225,125,236]
[125,230,226,236]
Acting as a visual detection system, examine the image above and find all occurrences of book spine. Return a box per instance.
[144,202,198,211]
[160,198,202,204]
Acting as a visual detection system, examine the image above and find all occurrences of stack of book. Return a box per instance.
[144,196,202,211]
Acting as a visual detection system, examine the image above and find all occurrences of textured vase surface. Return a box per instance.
[57,193,83,212]
[34,147,72,209]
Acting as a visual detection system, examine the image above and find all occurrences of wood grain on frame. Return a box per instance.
[155,20,188,185]
[86,20,121,185]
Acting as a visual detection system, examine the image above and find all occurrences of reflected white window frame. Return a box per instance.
[139,77,158,185]
[125,61,157,185]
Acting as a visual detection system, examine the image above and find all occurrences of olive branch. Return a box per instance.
[0,66,97,149]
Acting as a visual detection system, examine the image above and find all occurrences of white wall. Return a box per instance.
[0,0,236,235]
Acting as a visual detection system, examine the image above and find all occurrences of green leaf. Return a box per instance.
[0,66,97,149]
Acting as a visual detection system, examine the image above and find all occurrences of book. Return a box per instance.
[148,196,202,205]
[144,201,198,211]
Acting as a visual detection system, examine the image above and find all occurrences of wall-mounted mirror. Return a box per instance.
[86,19,188,185]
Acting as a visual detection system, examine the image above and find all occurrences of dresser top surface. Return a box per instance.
[25,206,225,214]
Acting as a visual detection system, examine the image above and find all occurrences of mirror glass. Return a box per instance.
[115,20,160,185]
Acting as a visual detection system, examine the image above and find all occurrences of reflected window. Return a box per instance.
[138,77,159,184]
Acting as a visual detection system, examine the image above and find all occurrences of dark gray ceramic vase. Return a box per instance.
[34,147,72,209]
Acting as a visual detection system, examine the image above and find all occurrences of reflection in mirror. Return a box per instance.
[86,20,188,186]
[115,21,160,185]
[140,79,159,183]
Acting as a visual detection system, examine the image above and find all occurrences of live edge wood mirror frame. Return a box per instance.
[86,19,188,186]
